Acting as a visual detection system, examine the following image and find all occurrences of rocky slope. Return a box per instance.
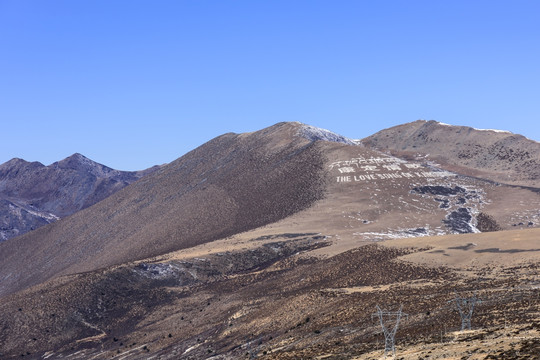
[0,228,538,359]
[2,121,539,298]
[361,120,540,188]
[0,123,336,297]
[0,121,539,359]
[0,154,157,241]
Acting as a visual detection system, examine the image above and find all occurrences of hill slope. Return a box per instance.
[1,228,538,359]
[361,120,540,187]
[2,121,540,298]
[0,122,332,297]
[0,153,157,241]
[0,122,539,359]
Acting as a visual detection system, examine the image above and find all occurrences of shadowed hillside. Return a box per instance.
[0,122,329,297]
[1,121,539,359]
[0,154,157,241]
[0,228,538,359]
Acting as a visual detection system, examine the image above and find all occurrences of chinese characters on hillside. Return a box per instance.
[330,156,452,183]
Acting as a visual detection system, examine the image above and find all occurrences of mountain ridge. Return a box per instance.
[0,153,158,241]
[361,119,540,188]
[2,121,539,298]
[0,121,539,359]
[0,122,330,297]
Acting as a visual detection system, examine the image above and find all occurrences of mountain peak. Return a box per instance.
[0,157,44,167]
[66,152,88,160]
[53,153,116,177]
[57,152,98,166]
[361,119,540,187]
[0,158,45,177]
[0,153,159,242]
[298,123,357,145]
[407,119,516,137]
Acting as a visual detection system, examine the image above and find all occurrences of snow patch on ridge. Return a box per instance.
[435,121,513,135]
[299,124,357,145]
[435,121,453,127]
[473,127,513,134]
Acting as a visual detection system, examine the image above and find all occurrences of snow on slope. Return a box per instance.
[298,124,357,145]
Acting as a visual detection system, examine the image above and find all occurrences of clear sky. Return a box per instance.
[1,1,539,170]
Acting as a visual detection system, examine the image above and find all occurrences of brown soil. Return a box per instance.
[0,229,538,359]
[1,122,540,359]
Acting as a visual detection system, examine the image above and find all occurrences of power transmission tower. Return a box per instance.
[452,291,480,331]
[372,304,408,358]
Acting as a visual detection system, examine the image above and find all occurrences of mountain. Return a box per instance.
[0,123,333,297]
[361,120,540,188]
[0,153,158,241]
[0,121,539,359]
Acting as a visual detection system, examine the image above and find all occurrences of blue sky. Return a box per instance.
[1,1,539,170]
